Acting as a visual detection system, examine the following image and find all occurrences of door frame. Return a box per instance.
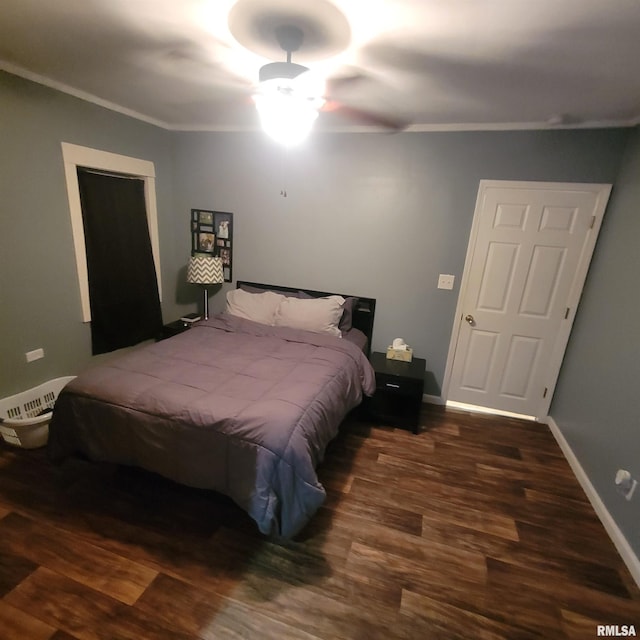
[61,142,162,323]
[441,179,612,421]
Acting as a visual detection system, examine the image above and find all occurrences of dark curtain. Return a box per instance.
[77,168,162,355]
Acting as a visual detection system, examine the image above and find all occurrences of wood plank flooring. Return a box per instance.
[0,404,639,639]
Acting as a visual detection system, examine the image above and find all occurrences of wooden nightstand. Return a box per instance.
[156,319,194,341]
[367,351,426,434]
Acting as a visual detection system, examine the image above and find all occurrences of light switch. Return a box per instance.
[438,274,455,290]
[25,348,44,362]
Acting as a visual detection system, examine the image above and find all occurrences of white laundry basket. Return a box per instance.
[0,376,75,449]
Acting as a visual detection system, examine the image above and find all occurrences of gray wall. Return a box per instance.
[0,71,183,396]
[551,127,640,558]
[172,129,628,395]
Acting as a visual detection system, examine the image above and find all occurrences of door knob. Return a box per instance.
[465,314,475,326]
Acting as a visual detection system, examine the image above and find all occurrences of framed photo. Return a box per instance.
[191,209,233,282]
[198,232,215,252]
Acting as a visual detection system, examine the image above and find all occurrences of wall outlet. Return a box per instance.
[25,348,44,363]
[615,469,637,501]
[438,274,455,290]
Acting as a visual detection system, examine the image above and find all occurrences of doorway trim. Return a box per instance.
[61,142,162,322]
[441,179,611,421]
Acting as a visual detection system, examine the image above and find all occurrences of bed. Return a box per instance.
[48,282,376,538]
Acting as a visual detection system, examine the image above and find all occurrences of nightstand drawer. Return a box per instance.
[375,372,423,397]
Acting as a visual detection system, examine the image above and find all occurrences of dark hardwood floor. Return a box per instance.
[1,404,639,639]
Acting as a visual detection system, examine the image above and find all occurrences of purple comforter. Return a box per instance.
[48,314,376,538]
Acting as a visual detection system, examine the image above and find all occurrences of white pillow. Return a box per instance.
[273,295,345,337]
[226,289,285,325]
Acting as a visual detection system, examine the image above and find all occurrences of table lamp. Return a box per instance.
[187,255,223,320]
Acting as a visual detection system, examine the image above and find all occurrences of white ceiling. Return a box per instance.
[1,0,639,132]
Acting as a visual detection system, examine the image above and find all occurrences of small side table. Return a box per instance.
[156,319,194,341]
[367,351,426,434]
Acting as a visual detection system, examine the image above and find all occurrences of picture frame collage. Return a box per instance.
[191,209,233,282]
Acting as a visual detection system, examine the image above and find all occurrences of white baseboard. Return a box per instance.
[445,400,536,421]
[423,394,444,405]
[547,416,640,588]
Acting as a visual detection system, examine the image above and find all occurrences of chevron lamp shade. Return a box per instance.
[187,255,223,285]
[187,255,223,320]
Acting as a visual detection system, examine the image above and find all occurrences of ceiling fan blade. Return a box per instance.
[361,40,438,74]
[321,67,409,131]
[324,71,369,93]
[322,100,408,131]
[143,38,255,92]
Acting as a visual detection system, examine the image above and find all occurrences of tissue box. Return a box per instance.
[386,346,413,362]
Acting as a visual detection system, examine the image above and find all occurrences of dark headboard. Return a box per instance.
[236,281,376,357]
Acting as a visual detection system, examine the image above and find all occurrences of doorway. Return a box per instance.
[443,180,611,420]
[61,142,162,322]
[76,168,162,354]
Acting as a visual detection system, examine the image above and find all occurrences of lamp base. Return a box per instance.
[202,287,210,320]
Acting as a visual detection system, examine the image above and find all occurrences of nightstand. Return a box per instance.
[367,351,426,434]
[156,319,194,341]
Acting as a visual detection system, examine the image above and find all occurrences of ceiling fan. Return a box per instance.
[252,24,406,143]
[258,25,309,85]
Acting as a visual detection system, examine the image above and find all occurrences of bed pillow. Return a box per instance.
[240,283,301,298]
[338,296,358,332]
[226,289,285,325]
[296,291,357,331]
[273,295,345,337]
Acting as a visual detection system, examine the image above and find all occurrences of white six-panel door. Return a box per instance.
[444,180,611,420]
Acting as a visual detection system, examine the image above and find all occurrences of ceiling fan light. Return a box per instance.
[254,79,322,146]
[255,95,319,146]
